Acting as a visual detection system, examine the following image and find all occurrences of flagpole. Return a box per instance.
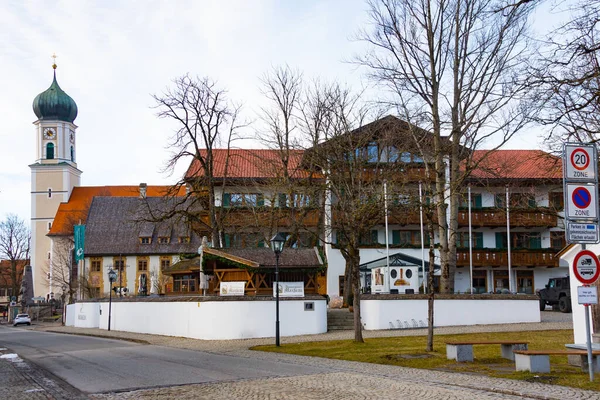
[506,185,513,293]
[419,181,426,294]
[468,185,474,294]
[384,180,390,293]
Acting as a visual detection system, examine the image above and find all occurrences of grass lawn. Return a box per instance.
[253,330,600,391]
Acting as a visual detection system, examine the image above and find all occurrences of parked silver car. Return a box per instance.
[13,314,31,326]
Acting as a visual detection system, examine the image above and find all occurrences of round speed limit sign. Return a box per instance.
[571,148,590,171]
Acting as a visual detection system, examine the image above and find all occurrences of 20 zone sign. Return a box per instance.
[565,145,596,180]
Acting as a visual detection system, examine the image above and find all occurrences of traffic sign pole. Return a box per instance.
[584,288,594,382]
[564,143,599,382]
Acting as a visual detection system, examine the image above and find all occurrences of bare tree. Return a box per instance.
[44,238,76,304]
[532,1,600,145]
[358,0,538,293]
[0,214,30,303]
[152,75,245,246]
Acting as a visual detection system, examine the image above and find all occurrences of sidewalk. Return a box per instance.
[0,345,87,400]
[25,316,600,400]
[36,317,573,353]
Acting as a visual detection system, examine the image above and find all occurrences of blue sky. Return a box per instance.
[0,0,569,224]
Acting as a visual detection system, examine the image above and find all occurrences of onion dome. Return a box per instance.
[32,64,78,123]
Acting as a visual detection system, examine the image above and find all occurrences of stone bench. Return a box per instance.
[514,350,600,374]
[446,341,528,362]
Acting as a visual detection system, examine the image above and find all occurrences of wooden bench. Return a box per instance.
[446,341,528,362]
[514,350,600,374]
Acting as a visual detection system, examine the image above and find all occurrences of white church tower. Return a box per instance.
[30,61,81,299]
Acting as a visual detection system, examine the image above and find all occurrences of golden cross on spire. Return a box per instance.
[52,53,57,69]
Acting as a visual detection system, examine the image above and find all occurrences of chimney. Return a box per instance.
[139,183,147,198]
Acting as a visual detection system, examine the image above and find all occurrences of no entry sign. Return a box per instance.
[573,250,600,285]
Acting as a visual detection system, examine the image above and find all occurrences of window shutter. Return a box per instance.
[474,195,482,208]
[224,233,231,248]
[278,193,287,207]
[474,232,484,249]
[530,235,541,249]
[257,194,264,207]
[371,230,378,244]
[495,232,505,249]
[392,230,400,245]
[528,197,536,208]
[223,193,231,207]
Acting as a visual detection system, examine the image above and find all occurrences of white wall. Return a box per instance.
[68,299,327,340]
[361,298,540,330]
[66,302,100,328]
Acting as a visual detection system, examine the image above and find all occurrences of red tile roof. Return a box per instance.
[185,149,315,180]
[48,185,185,236]
[468,150,562,180]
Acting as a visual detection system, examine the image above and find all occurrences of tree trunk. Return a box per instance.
[426,221,435,352]
[344,264,352,306]
[351,254,364,343]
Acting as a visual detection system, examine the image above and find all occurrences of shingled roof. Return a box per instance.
[48,185,185,236]
[165,247,323,274]
[84,197,201,256]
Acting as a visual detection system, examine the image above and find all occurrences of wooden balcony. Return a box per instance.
[457,208,557,228]
[221,208,320,227]
[456,249,558,268]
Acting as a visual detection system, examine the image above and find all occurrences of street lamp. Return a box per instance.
[270,232,286,347]
[107,268,117,331]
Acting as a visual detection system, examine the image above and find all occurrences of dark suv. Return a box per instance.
[537,276,572,313]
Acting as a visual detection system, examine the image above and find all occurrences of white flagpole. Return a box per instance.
[468,185,473,294]
[419,181,426,294]
[506,185,513,293]
[384,180,390,293]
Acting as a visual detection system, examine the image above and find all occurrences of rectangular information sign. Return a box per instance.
[577,286,598,305]
[273,282,305,297]
[220,281,246,296]
[567,222,600,243]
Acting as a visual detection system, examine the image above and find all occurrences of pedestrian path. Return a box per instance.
[0,345,87,400]
[25,317,599,399]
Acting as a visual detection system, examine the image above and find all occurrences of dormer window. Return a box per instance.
[178,236,191,244]
[140,237,151,244]
[158,237,170,244]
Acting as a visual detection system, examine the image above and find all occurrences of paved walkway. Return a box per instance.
[0,345,88,400]
[3,312,597,399]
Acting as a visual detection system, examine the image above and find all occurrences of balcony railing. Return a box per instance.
[221,208,320,227]
[457,208,557,228]
[456,249,557,267]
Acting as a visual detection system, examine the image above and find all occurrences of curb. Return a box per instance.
[44,329,151,345]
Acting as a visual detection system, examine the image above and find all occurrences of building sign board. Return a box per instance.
[573,250,600,285]
[567,222,599,243]
[220,281,246,296]
[577,286,598,305]
[565,144,597,180]
[566,184,598,219]
[273,282,305,297]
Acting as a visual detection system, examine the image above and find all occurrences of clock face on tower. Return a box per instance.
[43,127,56,140]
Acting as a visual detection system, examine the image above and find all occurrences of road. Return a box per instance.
[0,325,325,394]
